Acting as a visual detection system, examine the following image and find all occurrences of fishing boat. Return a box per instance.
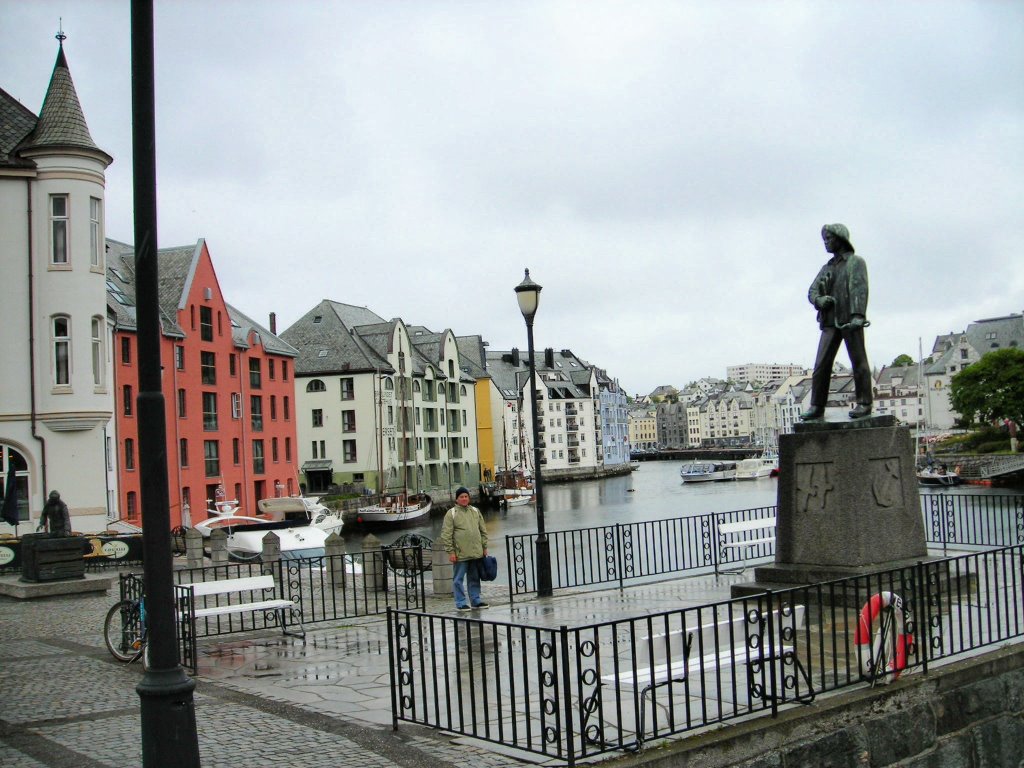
[481,468,535,507]
[735,453,779,480]
[193,500,330,561]
[343,492,433,529]
[680,461,737,483]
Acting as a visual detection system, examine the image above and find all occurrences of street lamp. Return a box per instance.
[515,269,553,597]
[131,4,200,765]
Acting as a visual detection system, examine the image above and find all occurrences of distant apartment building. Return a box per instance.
[657,402,689,449]
[726,363,807,385]
[107,239,300,529]
[281,302,480,496]
[485,348,603,478]
[694,390,755,447]
[594,369,630,467]
[874,364,924,428]
[628,408,658,451]
[924,314,1024,429]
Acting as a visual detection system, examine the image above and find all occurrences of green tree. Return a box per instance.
[891,354,914,367]
[949,348,1024,427]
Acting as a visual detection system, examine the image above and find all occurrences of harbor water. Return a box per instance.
[343,460,1024,550]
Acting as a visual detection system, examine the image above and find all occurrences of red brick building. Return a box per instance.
[107,238,299,529]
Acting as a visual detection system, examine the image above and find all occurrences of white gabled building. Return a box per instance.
[1,40,116,534]
[281,301,480,498]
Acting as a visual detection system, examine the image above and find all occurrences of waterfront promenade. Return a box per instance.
[2,570,748,768]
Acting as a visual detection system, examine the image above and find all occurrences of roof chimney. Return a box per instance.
[269,312,277,334]
[544,347,555,368]
[511,347,520,366]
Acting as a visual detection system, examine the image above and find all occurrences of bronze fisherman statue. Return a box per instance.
[800,223,873,421]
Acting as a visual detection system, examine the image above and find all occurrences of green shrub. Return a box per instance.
[975,440,1009,454]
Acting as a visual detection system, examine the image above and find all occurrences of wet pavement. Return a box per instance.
[3,553,1016,768]
[0,569,753,767]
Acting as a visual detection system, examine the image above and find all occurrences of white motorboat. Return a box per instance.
[193,500,329,561]
[343,493,433,529]
[917,466,963,487]
[680,461,737,483]
[735,453,779,480]
[503,493,533,508]
[257,496,344,537]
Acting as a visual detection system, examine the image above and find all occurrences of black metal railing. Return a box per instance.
[113,546,426,660]
[171,547,426,639]
[390,543,1024,765]
[505,494,1024,599]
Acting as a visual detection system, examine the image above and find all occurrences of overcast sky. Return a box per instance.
[4,1,1022,396]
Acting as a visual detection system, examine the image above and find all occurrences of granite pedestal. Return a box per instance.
[733,415,933,599]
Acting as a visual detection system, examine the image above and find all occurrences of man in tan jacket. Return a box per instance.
[439,487,488,610]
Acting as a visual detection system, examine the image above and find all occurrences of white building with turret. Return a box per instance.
[1,39,116,534]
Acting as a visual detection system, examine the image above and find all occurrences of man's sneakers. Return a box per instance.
[456,604,472,611]
[472,602,489,608]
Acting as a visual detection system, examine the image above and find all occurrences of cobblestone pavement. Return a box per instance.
[0,573,744,768]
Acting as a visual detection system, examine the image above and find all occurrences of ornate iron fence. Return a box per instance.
[505,494,1024,598]
[390,543,1024,765]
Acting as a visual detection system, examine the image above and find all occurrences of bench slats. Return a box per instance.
[184,575,276,598]
[193,598,294,619]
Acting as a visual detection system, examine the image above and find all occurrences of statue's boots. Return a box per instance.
[800,406,825,421]
[848,404,872,419]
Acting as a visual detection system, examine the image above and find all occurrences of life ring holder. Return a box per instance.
[854,591,914,685]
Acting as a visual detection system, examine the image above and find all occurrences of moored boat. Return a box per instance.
[680,461,737,483]
[343,493,433,529]
[735,453,779,480]
[917,466,963,487]
[193,500,330,561]
[257,496,344,536]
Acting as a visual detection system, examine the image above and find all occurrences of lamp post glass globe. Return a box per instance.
[515,269,541,321]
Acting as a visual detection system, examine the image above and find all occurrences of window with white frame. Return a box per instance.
[50,195,69,265]
[90,197,103,268]
[91,316,105,387]
[52,315,71,386]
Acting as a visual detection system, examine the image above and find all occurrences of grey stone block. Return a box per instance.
[971,714,1024,768]
[782,726,868,767]
[864,703,936,765]
[935,677,1007,735]
[900,733,973,768]
[775,423,927,568]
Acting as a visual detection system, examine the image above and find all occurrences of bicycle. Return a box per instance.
[103,589,150,668]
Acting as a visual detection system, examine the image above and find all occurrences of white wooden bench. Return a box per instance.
[175,574,305,672]
[594,604,812,747]
[716,516,777,574]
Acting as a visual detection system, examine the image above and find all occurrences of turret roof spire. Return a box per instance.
[22,30,111,164]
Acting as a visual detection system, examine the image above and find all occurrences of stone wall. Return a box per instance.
[610,645,1024,768]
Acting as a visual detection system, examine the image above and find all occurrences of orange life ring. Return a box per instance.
[854,591,913,682]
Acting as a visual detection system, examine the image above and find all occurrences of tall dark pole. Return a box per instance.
[516,270,552,597]
[131,2,202,765]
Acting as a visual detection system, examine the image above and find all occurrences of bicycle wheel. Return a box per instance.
[104,600,144,662]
